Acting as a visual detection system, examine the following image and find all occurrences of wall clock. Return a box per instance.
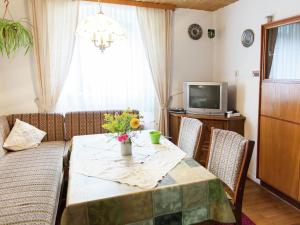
[241,29,255,47]
[188,24,202,40]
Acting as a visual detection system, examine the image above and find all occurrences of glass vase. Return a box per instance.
[120,142,132,156]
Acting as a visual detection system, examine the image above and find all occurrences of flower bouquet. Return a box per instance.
[102,110,141,156]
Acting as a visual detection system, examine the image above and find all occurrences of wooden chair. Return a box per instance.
[177,117,203,159]
[206,128,255,225]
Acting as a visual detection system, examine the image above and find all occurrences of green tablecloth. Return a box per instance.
[62,134,235,225]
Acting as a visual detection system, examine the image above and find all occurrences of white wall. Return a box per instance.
[171,8,214,108]
[212,0,300,181]
[0,0,37,115]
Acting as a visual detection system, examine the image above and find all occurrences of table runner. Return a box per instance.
[62,132,236,225]
[71,131,186,189]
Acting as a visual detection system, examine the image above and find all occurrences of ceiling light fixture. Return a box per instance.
[76,0,126,52]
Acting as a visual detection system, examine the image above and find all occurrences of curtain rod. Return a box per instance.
[82,0,176,10]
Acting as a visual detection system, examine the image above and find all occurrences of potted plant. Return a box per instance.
[102,110,141,156]
[0,0,33,57]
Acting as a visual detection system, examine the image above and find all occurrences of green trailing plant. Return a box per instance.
[0,19,33,57]
[0,0,33,57]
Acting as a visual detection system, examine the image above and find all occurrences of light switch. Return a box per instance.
[235,70,239,77]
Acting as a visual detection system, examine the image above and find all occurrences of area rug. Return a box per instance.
[215,213,255,225]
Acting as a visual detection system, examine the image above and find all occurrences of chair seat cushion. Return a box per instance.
[0,141,65,225]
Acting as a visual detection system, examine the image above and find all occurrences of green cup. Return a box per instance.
[150,131,161,144]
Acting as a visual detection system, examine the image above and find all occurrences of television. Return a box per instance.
[183,82,228,114]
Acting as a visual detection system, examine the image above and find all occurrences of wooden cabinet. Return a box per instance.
[258,15,300,205]
[169,113,245,166]
[259,116,300,200]
[259,81,300,202]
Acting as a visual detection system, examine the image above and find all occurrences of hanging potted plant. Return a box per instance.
[0,0,33,57]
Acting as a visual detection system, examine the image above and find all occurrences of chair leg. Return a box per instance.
[234,210,242,225]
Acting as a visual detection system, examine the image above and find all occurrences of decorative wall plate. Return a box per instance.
[241,29,255,47]
[188,24,202,40]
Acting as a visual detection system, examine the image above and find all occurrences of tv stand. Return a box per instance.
[187,111,225,116]
[169,112,246,166]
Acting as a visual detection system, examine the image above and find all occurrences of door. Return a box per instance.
[258,15,300,201]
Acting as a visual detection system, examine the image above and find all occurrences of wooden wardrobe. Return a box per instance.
[258,15,300,205]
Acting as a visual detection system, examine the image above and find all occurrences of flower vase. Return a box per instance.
[120,142,132,156]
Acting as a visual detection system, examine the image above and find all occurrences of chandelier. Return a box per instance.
[76,1,126,52]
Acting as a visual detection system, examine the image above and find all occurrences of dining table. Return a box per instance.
[61,130,235,225]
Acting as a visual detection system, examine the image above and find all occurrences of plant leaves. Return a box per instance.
[102,110,139,134]
[0,18,33,58]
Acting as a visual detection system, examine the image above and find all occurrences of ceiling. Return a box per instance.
[137,0,238,11]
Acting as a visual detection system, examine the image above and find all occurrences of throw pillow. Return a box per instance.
[0,116,10,157]
[3,119,46,151]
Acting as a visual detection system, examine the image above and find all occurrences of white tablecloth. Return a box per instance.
[71,130,186,189]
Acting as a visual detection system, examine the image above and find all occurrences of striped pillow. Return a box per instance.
[0,116,10,157]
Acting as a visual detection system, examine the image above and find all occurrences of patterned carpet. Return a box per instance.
[215,213,255,225]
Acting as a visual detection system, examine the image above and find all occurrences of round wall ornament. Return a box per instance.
[241,29,255,47]
[188,24,202,40]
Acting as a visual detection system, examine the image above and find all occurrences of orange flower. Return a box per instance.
[130,118,140,129]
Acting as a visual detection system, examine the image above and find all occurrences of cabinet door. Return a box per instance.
[259,116,300,200]
[259,16,300,202]
[169,114,181,145]
[200,120,225,166]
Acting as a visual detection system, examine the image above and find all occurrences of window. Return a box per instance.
[56,2,155,128]
[267,22,300,80]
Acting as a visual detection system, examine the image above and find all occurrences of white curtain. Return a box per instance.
[269,22,300,79]
[56,2,156,128]
[136,7,172,135]
[28,0,79,112]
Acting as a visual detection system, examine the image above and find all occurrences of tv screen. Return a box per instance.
[189,85,220,109]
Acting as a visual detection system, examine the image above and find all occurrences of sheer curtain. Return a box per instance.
[56,2,156,128]
[28,0,79,112]
[269,22,300,79]
[136,7,172,135]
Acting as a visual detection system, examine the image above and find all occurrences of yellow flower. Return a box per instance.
[130,118,140,129]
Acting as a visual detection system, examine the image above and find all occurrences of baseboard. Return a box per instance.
[247,173,260,184]
[260,181,300,210]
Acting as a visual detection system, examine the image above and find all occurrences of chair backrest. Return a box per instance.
[6,113,65,142]
[177,117,203,158]
[207,128,254,204]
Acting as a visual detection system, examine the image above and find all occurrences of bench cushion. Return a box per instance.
[0,141,65,225]
[7,113,65,142]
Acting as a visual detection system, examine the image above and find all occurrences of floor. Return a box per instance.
[243,179,300,225]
